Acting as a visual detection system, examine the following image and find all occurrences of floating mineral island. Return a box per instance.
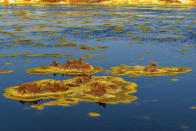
[110,63,192,77]
[4,72,138,110]
[25,58,104,75]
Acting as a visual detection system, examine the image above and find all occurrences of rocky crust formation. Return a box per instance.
[25,58,103,75]
[4,75,137,110]
[50,58,93,72]
[110,63,192,77]
[18,81,69,95]
[143,63,159,72]
[17,72,120,97]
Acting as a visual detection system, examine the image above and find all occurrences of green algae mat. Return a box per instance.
[4,76,138,110]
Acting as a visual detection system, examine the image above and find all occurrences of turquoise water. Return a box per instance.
[0,4,196,131]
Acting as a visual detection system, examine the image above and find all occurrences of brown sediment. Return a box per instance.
[85,78,120,97]
[68,72,92,87]
[50,58,93,72]
[17,72,93,95]
[86,82,107,97]
[17,81,69,95]
[86,82,120,97]
[25,58,103,75]
[143,63,159,72]
[51,60,59,67]
[4,76,137,110]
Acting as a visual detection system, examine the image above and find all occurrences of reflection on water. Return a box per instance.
[53,73,57,77]
[96,102,106,108]
[0,4,196,131]
[0,0,196,5]
[19,100,107,108]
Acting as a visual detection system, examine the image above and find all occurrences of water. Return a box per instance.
[0,4,196,131]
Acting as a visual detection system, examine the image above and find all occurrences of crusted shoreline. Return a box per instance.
[25,58,104,75]
[4,75,137,110]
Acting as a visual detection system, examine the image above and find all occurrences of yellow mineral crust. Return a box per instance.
[88,112,101,117]
[25,59,104,75]
[0,70,14,74]
[4,76,138,110]
[110,65,192,77]
[25,65,103,75]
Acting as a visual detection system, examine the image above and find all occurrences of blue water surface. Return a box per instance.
[0,4,196,131]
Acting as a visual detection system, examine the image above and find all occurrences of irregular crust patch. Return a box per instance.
[25,58,104,75]
[88,112,100,117]
[25,65,103,75]
[4,76,137,110]
[0,70,14,74]
[110,65,192,77]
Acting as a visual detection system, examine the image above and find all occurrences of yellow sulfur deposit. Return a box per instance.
[88,112,101,117]
[26,65,103,75]
[0,70,14,74]
[4,76,138,110]
[25,58,104,75]
[110,63,192,77]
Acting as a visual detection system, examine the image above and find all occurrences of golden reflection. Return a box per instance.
[110,63,192,77]
[0,0,196,5]
[4,74,138,110]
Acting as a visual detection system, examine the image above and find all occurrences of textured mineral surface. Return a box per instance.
[110,63,192,77]
[25,58,103,75]
[4,73,137,110]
